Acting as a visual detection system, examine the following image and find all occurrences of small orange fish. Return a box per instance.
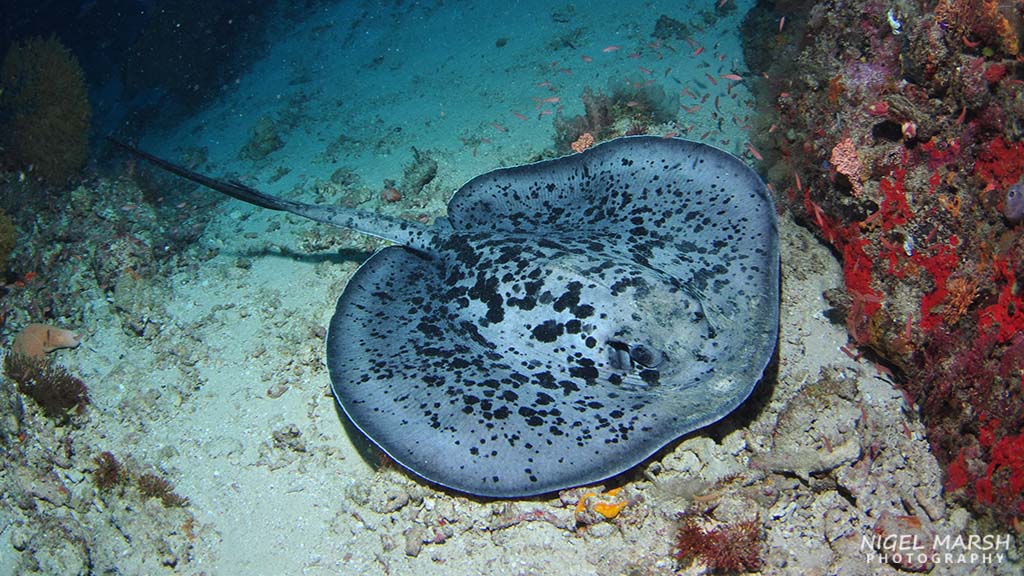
[602,45,621,53]
[491,122,508,133]
[513,112,529,121]
[720,73,743,81]
[705,72,718,86]
[779,16,786,32]
[639,66,653,76]
[746,142,763,161]
[581,54,593,63]
[692,46,704,57]
[683,105,702,113]
[533,96,560,109]
[625,101,640,107]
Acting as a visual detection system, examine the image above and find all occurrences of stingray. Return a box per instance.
[110,136,779,497]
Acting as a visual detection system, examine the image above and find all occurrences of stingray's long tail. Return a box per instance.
[108,138,293,211]
[107,137,439,253]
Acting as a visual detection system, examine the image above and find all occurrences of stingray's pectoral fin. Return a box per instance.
[107,137,298,212]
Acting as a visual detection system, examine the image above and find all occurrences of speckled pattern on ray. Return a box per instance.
[113,136,779,498]
[327,136,779,497]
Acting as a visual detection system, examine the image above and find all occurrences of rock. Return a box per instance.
[403,525,425,557]
[241,116,284,161]
[869,512,937,572]
[399,148,437,197]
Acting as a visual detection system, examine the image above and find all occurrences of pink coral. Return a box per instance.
[571,132,595,153]
[830,137,864,196]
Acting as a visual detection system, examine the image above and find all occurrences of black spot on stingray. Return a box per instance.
[507,295,537,310]
[639,369,660,386]
[537,238,562,251]
[469,271,505,325]
[573,304,595,318]
[531,320,563,343]
[552,282,583,313]
[518,406,545,427]
[417,321,443,338]
[569,364,598,381]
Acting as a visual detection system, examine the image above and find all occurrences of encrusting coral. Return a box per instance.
[12,324,81,359]
[829,137,864,197]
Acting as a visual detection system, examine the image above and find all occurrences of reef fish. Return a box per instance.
[109,136,780,497]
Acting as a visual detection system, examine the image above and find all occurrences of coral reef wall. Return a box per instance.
[743,0,1024,529]
[0,35,91,185]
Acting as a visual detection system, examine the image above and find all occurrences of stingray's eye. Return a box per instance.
[607,340,631,370]
[629,345,663,368]
[608,340,664,371]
